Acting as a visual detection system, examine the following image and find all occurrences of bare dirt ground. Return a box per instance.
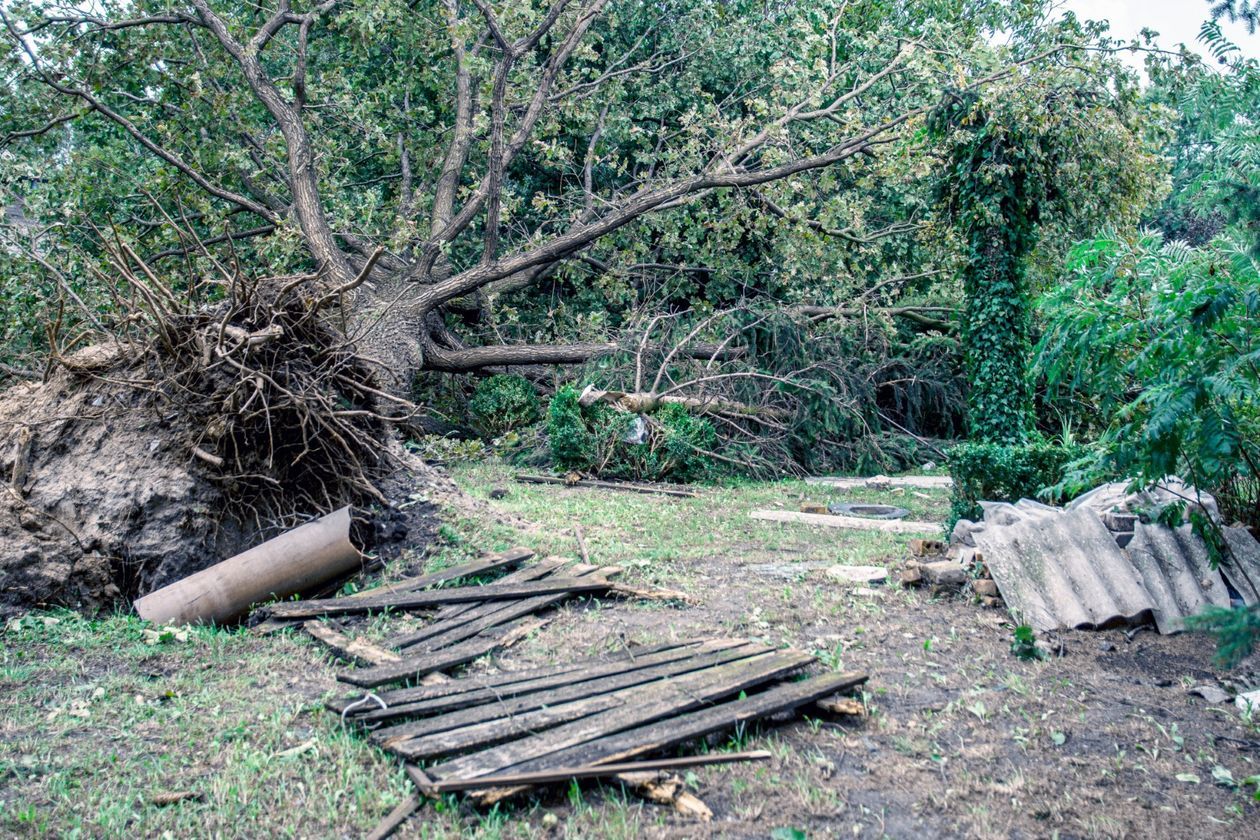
[3,461,1259,838]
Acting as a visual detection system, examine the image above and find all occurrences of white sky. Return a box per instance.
[1057,0,1260,63]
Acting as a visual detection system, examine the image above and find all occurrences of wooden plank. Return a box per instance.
[425,751,770,793]
[749,509,940,534]
[478,671,868,788]
[805,475,952,489]
[364,795,420,840]
[339,618,548,688]
[391,651,803,762]
[424,650,814,776]
[355,640,747,725]
[371,641,765,743]
[268,577,610,619]
[390,564,617,652]
[415,559,568,629]
[328,640,707,716]
[347,548,533,601]
[516,474,699,498]
[302,621,400,666]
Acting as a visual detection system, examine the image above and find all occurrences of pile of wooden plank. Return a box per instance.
[253,549,646,688]
[258,547,868,834]
[332,636,865,840]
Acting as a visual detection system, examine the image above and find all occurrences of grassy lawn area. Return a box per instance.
[2,463,1257,838]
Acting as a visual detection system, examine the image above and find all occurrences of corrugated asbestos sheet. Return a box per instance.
[1125,523,1229,633]
[968,501,1260,634]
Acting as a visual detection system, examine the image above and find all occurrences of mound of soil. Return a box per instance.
[0,355,446,618]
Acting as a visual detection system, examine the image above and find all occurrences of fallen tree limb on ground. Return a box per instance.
[515,474,700,498]
[750,509,941,534]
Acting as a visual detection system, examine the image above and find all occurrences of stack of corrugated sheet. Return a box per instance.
[954,488,1260,633]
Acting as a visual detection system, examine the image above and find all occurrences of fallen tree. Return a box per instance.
[0,240,445,616]
[0,1,1068,611]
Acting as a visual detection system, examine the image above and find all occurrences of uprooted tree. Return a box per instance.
[0,0,1144,611]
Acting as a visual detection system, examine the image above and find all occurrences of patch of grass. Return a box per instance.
[448,462,949,589]
[0,610,406,838]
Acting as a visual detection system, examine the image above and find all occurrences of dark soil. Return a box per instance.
[409,474,1260,839]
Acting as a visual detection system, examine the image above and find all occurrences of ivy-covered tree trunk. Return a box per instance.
[964,223,1032,443]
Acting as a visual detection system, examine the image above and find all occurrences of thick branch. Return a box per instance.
[189,0,354,285]
[421,340,742,372]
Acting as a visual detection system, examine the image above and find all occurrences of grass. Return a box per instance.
[0,463,944,838]
[444,462,949,589]
[6,460,1251,837]
[0,610,407,838]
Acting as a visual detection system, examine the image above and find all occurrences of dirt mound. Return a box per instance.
[0,360,452,617]
[0,363,228,614]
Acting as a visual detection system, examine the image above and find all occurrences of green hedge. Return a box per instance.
[946,441,1084,531]
[468,374,541,438]
[546,387,716,483]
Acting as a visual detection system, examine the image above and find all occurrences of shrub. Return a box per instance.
[546,387,716,482]
[946,441,1084,531]
[467,375,541,438]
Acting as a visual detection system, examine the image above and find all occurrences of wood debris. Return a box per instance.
[516,473,700,498]
[749,509,940,534]
[272,546,868,833]
[333,636,866,807]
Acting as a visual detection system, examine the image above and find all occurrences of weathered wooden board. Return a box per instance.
[390,565,619,652]
[371,641,764,743]
[339,618,546,688]
[347,548,534,601]
[426,650,814,777]
[326,640,701,716]
[422,750,771,794]
[516,474,700,498]
[269,577,610,619]
[750,509,940,534]
[303,621,400,666]
[487,671,867,777]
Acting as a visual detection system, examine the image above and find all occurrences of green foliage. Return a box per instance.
[930,59,1165,444]
[946,441,1083,529]
[1035,230,1260,526]
[546,387,594,471]
[466,375,541,438]
[1144,24,1259,255]
[546,387,715,482]
[1009,624,1047,661]
[405,435,488,464]
[1187,604,1260,667]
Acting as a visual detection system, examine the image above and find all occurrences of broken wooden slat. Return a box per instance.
[394,651,807,762]
[334,640,713,718]
[339,617,549,688]
[426,650,814,777]
[302,621,401,666]
[606,582,695,603]
[805,475,951,489]
[327,640,702,716]
[390,564,619,652]
[482,671,868,781]
[371,641,764,743]
[360,640,749,725]
[749,509,940,534]
[364,794,420,840]
[515,474,699,498]
[347,547,533,601]
[268,577,611,619]
[421,750,770,794]
[418,559,567,627]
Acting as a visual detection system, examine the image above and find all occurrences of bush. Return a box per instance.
[946,441,1084,531]
[546,387,716,482]
[467,375,541,438]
